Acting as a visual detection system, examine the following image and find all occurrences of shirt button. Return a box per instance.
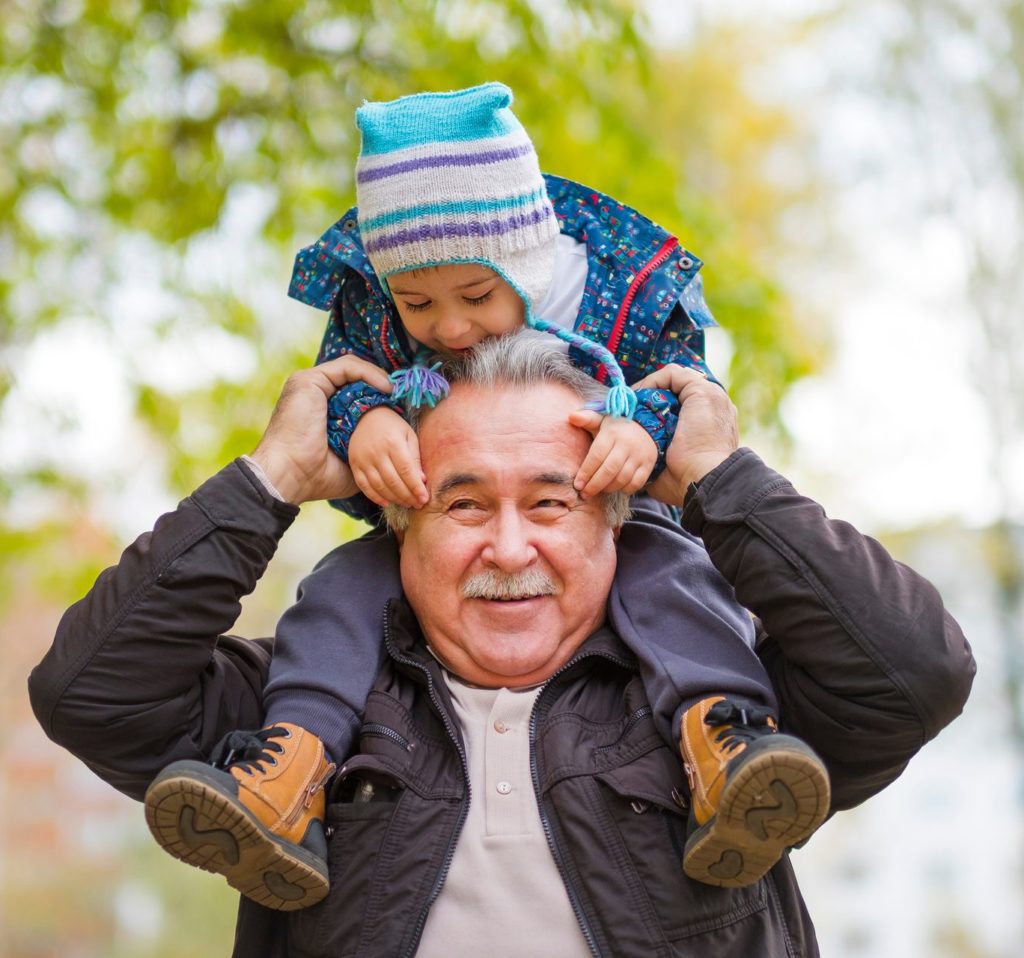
[494,720,509,733]
[496,781,512,795]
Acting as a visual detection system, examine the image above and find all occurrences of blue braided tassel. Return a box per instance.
[389,362,450,408]
[527,315,637,419]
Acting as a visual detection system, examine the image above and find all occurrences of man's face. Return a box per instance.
[397,381,619,688]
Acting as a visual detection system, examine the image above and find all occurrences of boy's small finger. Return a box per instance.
[582,462,617,497]
[413,477,429,507]
[374,461,409,504]
[568,409,603,435]
[622,466,648,495]
[574,454,598,491]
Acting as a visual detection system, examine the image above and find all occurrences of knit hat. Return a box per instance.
[355,82,558,315]
[354,82,637,419]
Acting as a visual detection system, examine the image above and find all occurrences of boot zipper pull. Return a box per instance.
[303,763,337,809]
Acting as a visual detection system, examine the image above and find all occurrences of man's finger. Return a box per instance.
[633,364,708,396]
[315,355,395,396]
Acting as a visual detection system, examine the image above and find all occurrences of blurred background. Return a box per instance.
[2,0,1022,954]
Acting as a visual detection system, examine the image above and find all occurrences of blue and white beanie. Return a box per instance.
[354,82,559,318]
[354,82,637,420]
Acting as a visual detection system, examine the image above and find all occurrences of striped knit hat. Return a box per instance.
[354,82,558,318]
[354,83,638,420]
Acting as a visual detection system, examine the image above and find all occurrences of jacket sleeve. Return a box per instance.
[681,448,975,812]
[632,387,679,480]
[27,460,298,802]
[315,276,404,521]
[317,272,405,463]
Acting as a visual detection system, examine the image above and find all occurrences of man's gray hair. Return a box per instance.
[384,333,632,531]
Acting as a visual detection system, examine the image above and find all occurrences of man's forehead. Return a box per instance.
[418,382,588,470]
[420,381,581,431]
[434,470,577,496]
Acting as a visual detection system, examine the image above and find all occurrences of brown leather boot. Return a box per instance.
[144,723,335,911]
[680,696,830,888]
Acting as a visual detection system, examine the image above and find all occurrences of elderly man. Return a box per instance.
[29,336,973,957]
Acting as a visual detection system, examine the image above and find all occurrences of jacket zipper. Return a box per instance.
[598,235,680,383]
[361,723,416,752]
[595,704,653,752]
[528,647,637,958]
[382,612,473,958]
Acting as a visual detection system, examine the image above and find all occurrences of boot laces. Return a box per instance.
[210,726,290,775]
[704,698,777,754]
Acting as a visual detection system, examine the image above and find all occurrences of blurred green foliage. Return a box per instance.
[1,0,827,586]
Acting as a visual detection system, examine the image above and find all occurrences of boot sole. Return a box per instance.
[144,765,329,911]
[683,741,830,888]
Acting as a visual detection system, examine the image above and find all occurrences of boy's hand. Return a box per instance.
[567,412,658,496]
[348,406,429,508]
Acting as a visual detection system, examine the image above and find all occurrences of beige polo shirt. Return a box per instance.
[414,675,591,957]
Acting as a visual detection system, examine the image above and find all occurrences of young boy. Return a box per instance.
[144,83,830,910]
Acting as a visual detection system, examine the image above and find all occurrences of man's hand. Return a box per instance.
[348,406,428,508]
[566,412,658,496]
[249,355,394,505]
[634,365,739,506]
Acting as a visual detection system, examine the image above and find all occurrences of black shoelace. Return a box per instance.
[704,698,777,754]
[210,726,290,774]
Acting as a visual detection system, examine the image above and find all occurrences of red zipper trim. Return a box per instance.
[598,235,680,383]
[379,312,403,371]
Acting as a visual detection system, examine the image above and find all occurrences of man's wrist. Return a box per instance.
[680,451,733,490]
[246,447,304,505]
[240,454,288,503]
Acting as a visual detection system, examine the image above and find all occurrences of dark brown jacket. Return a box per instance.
[28,449,975,956]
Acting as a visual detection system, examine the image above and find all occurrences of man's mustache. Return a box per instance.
[462,569,557,601]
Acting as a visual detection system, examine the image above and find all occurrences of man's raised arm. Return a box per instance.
[27,356,382,801]
[640,364,975,811]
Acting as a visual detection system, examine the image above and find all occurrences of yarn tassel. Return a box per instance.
[600,383,638,419]
[389,362,450,409]
[527,314,638,420]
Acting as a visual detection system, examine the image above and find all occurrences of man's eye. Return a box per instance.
[448,499,480,512]
[534,499,569,511]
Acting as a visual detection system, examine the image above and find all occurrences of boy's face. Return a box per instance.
[388,263,526,354]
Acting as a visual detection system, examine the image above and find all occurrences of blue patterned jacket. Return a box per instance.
[289,174,718,519]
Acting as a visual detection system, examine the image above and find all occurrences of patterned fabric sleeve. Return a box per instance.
[632,387,679,481]
[316,275,404,464]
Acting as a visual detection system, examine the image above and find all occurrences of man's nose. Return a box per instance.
[481,507,537,570]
